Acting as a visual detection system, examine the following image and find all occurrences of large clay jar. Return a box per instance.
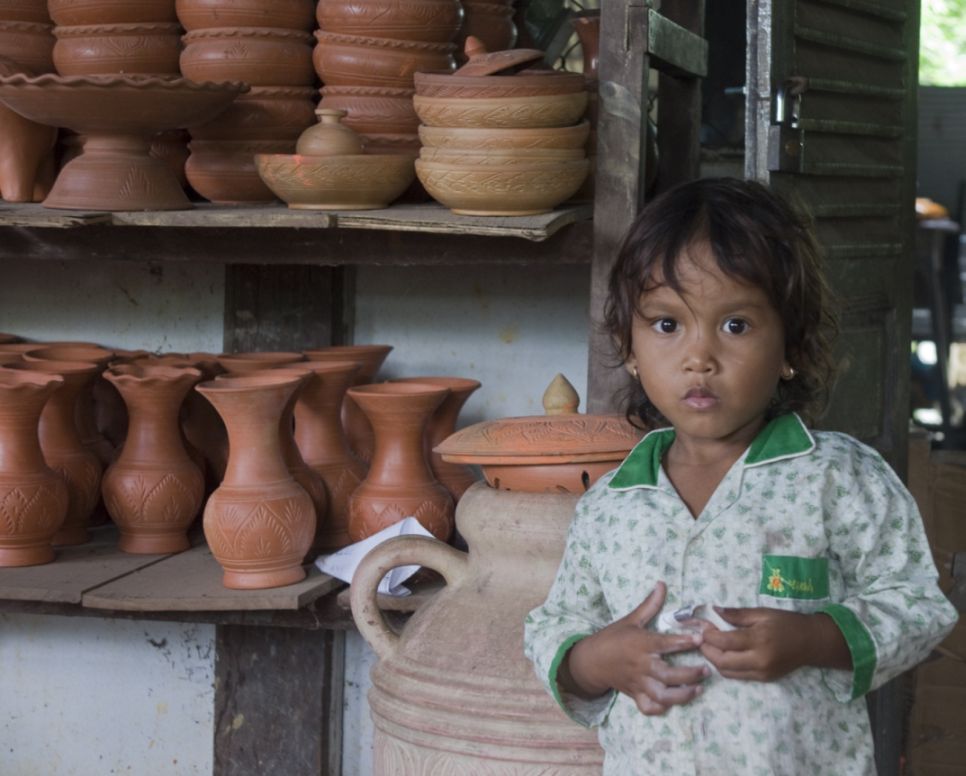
[196,372,315,589]
[313,30,455,89]
[180,27,315,87]
[291,359,365,553]
[52,22,183,76]
[0,56,56,202]
[393,376,481,502]
[346,382,454,542]
[303,344,392,464]
[101,364,205,554]
[0,368,69,567]
[9,359,103,546]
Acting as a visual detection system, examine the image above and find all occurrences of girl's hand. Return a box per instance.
[700,607,852,681]
[561,581,709,716]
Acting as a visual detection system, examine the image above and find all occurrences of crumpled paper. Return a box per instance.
[314,517,434,596]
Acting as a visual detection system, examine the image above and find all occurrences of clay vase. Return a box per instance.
[0,56,56,202]
[101,364,205,554]
[345,382,454,542]
[572,12,599,80]
[196,372,315,589]
[303,344,392,464]
[295,108,364,156]
[291,359,365,553]
[8,359,103,545]
[350,484,604,773]
[0,368,70,566]
[457,1,517,60]
[393,376,481,502]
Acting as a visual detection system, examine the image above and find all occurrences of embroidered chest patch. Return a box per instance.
[759,554,829,599]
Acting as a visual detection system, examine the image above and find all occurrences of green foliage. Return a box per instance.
[920,0,966,85]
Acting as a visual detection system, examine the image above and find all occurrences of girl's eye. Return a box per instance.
[651,318,678,334]
[724,318,749,334]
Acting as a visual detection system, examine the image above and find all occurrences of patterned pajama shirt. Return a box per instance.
[524,413,958,775]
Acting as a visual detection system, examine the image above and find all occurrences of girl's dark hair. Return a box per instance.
[603,177,838,427]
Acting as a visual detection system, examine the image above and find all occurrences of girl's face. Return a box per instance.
[625,242,790,449]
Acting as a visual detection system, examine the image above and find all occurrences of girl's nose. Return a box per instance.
[682,334,715,373]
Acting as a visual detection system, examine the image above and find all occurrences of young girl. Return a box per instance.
[524,178,958,774]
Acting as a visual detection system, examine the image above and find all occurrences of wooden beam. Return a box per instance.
[647,8,709,78]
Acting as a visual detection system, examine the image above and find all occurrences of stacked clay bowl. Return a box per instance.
[0,0,54,74]
[178,0,316,204]
[413,47,589,216]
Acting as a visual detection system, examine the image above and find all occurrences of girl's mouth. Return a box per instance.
[683,386,718,409]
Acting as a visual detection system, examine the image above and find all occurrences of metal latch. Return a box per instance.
[767,77,808,173]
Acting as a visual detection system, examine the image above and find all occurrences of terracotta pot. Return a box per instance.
[302,344,392,463]
[346,382,454,542]
[316,0,462,44]
[150,128,189,187]
[350,484,604,772]
[188,85,316,141]
[291,360,364,553]
[0,57,56,202]
[52,22,182,76]
[415,157,589,216]
[216,351,304,374]
[0,20,55,72]
[49,0,177,26]
[181,27,315,87]
[101,365,205,554]
[418,120,589,151]
[393,376,481,502]
[0,368,69,566]
[414,69,585,99]
[313,30,455,89]
[413,91,588,129]
[573,12,599,80]
[457,1,516,59]
[186,138,292,204]
[196,372,316,589]
[0,1,52,24]
[7,359,103,545]
[318,85,418,136]
[176,0,314,32]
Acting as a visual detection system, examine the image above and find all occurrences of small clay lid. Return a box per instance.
[453,35,545,76]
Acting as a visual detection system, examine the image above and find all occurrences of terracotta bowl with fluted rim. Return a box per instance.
[0,20,54,73]
[53,23,182,76]
[418,121,589,151]
[186,138,293,204]
[419,146,585,165]
[189,85,316,141]
[414,69,585,99]
[255,152,416,211]
[49,0,177,25]
[316,0,462,44]
[181,27,315,87]
[319,85,418,135]
[414,90,587,129]
[415,156,588,216]
[176,0,314,31]
[313,30,455,89]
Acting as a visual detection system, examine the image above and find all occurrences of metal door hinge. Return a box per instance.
[768,77,808,172]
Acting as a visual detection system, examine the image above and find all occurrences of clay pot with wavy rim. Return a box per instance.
[418,121,589,151]
[319,85,418,135]
[49,0,177,26]
[346,382,454,543]
[52,22,182,76]
[216,351,305,374]
[313,30,455,89]
[176,0,314,32]
[413,91,587,129]
[457,1,516,58]
[0,1,51,24]
[101,364,205,554]
[0,56,56,202]
[188,85,315,141]
[0,20,55,72]
[186,138,293,204]
[414,69,585,99]
[196,372,316,590]
[0,368,69,566]
[316,0,462,44]
[303,345,392,463]
[181,27,314,87]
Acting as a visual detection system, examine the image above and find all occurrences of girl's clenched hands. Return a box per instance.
[560,581,709,716]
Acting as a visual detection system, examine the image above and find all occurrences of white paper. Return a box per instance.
[314,517,435,597]
[655,602,736,634]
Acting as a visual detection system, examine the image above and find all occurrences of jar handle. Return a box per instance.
[349,535,469,661]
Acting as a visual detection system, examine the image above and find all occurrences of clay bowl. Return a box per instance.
[181,27,315,87]
[316,0,462,44]
[313,30,455,89]
[49,0,177,25]
[0,1,51,23]
[413,91,588,129]
[419,146,585,164]
[0,20,55,73]
[255,152,416,211]
[53,23,182,76]
[414,70,585,99]
[415,157,588,216]
[319,85,418,135]
[189,85,316,141]
[176,0,314,32]
[418,121,590,151]
[186,138,292,204]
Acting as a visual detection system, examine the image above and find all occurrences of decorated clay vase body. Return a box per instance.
[196,373,315,589]
[346,382,454,542]
[350,484,604,774]
[0,369,69,566]
[291,360,365,552]
[101,365,205,554]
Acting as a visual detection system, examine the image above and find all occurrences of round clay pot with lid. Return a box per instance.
[52,22,182,76]
[295,108,363,157]
[49,0,178,26]
[176,0,315,32]
[180,27,315,87]
[316,0,462,44]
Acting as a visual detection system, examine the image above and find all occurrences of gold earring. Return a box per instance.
[781,365,796,381]
[632,365,639,379]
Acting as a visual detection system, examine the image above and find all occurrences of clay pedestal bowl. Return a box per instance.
[181,27,315,87]
[316,0,462,44]
[0,20,55,72]
[0,74,247,210]
[52,22,182,76]
[255,152,416,210]
[313,30,455,89]
[49,0,178,25]
[413,91,588,129]
[176,0,315,32]
[418,121,590,151]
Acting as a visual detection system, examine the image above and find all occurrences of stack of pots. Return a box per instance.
[413,40,590,216]
[314,0,461,156]
[457,0,516,61]
[177,0,317,204]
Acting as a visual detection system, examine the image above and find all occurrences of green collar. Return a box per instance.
[608,413,815,490]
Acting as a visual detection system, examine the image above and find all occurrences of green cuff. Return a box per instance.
[820,603,877,699]
[548,632,592,712]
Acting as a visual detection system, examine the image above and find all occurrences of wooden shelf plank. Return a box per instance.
[0,203,111,228]
[82,544,341,612]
